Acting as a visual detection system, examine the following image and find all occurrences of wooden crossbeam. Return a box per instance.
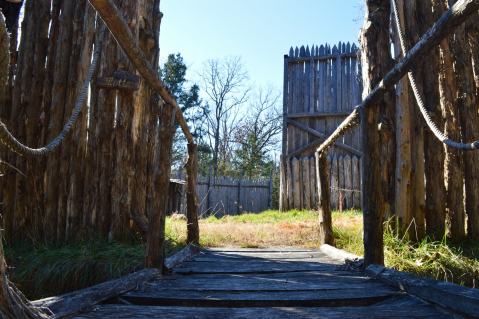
[287,119,361,156]
[287,112,350,119]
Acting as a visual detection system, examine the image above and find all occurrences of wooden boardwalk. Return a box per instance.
[73,248,455,318]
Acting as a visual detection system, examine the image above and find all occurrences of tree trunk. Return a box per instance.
[360,0,395,266]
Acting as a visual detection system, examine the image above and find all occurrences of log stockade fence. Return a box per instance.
[172,174,273,216]
[197,175,273,216]
[280,42,362,212]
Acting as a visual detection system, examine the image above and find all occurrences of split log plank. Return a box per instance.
[174,261,342,274]
[73,297,452,319]
[367,264,479,319]
[129,274,391,292]
[122,288,398,307]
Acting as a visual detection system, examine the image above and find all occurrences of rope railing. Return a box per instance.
[0,32,102,157]
[391,0,479,150]
[315,0,479,159]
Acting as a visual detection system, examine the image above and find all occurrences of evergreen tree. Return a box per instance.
[160,53,209,168]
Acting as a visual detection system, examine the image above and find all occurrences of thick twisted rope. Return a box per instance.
[0,32,101,157]
[391,0,479,150]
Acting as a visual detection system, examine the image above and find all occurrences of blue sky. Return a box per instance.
[160,0,363,91]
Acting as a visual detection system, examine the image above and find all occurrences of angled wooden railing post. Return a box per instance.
[88,0,194,144]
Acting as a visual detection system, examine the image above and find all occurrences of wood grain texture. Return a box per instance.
[367,264,479,318]
[73,302,452,319]
[71,248,459,319]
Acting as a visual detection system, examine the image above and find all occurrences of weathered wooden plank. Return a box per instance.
[352,156,361,208]
[330,155,339,210]
[192,255,342,262]
[309,157,318,209]
[174,261,341,274]
[292,157,302,209]
[287,111,350,119]
[204,247,318,252]
[367,264,479,319]
[122,288,398,307]
[338,155,345,210]
[129,274,391,292]
[286,159,294,209]
[344,155,353,208]
[302,157,311,209]
[73,298,452,319]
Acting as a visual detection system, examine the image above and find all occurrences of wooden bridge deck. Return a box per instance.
[72,247,456,318]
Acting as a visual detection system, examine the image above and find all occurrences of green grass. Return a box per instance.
[383,229,479,287]
[5,222,187,300]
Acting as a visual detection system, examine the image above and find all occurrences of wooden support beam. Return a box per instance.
[287,112,350,119]
[287,119,361,156]
[286,52,357,64]
[87,0,194,144]
[315,0,479,157]
[186,143,200,245]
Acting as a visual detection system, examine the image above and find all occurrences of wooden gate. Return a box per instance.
[280,42,363,211]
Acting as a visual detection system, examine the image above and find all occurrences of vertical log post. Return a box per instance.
[186,143,200,246]
[146,103,175,270]
[316,152,335,245]
[360,0,395,266]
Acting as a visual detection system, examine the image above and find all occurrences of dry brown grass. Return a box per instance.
[166,210,362,251]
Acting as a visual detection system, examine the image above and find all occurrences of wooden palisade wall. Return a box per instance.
[0,0,165,243]
[280,43,362,211]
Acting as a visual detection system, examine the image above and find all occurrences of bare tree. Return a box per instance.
[200,57,249,177]
[233,87,282,178]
